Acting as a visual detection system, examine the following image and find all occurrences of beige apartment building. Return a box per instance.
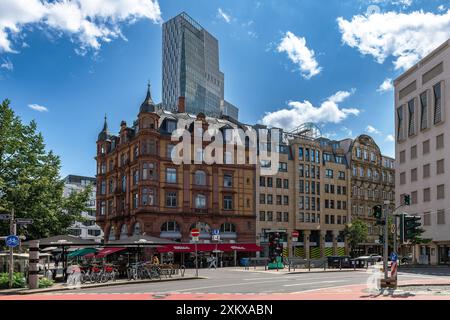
[256,125,351,259]
[395,39,450,265]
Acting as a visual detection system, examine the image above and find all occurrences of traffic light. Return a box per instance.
[372,205,384,225]
[379,234,384,244]
[268,232,283,260]
[403,194,411,206]
[400,214,421,242]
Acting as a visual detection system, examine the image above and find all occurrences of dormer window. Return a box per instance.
[167,120,176,133]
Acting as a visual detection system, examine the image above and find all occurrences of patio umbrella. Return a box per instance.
[67,247,99,258]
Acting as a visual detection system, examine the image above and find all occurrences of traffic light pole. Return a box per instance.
[9,208,16,289]
[383,202,389,280]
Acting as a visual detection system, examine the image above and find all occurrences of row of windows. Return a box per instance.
[399,160,445,185]
[298,164,320,179]
[399,134,444,163]
[259,194,289,205]
[400,184,446,204]
[259,177,289,188]
[352,166,394,183]
[299,181,320,195]
[351,187,394,201]
[423,210,446,226]
[299,196,321,211]
[397,81,443,141]
[324,200,347,210]
[324,184,347,195]
[298,147,320,163]
[259,211,289,222]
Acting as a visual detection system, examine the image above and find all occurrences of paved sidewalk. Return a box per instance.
[228,266,366,274]
[0,276,205,295]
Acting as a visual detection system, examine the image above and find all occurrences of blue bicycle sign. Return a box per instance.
[6,235,20,248]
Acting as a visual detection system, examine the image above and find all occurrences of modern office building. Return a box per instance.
[162,12,239,120]
[340,135,395,255]
[63,175,103,242]
[394,39,450,265]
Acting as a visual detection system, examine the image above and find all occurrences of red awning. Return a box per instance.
[157,244,217,253]
[157,243,261,253]
[84,247,126,258]
[218,244,261,252]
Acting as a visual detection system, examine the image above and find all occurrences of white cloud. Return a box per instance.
[377,78,393,93]
[217,8,231,23]
[0,0,162,54]
[28,104,48,112]
[366,125,381,134]
[277,31,322,79]
[261,90,359,130]
[337,10,450,70]
[386,134,395,142]
[438,5,447,12]
[0,58,13,70]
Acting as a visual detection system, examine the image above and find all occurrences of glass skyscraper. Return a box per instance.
[162,12,238,119]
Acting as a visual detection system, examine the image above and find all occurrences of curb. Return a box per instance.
[286,269,366,275]
[2,276,207,295]
[398,283,450,288]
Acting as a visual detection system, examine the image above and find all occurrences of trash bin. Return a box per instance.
[240,258,250,267]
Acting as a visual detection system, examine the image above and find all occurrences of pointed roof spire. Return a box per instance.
[140,81,156,113]
[98,114,110,141]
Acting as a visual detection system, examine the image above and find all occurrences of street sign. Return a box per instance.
[191,228,200,238]
[390,252,398,261]
[192,236,199,242]
[292,237,298,242]
[212,229,220,236]
[292,231,299,237]
[0,214,11,220]
[212,235,220,241]
[5,235,20,248]
[16,218,33,225]
[391,224,396,234]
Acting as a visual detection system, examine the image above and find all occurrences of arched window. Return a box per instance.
[120,224,128,240]
[161,221,180,232]
[133,222,142,236]
[220,223,236,233]
[108,226,116,241]
[195,194,206,209]
[194,170,206,185]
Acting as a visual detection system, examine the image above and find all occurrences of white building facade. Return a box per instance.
[63,175,103,242]
[394,39,450,265]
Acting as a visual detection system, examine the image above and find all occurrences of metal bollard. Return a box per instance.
[28,240,40,289]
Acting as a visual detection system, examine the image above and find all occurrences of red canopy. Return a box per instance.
[84,247,126,258]
[157,243,261,253]
[219,244,261,252]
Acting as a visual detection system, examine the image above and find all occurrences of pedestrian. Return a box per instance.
[208,254,217,269]
[151,254,160,265]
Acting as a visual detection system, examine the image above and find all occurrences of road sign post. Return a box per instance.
[383,201,389,280]
[191,229,200,277]
[9,209,15,289]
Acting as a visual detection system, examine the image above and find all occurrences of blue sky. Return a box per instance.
[1,0,450,177]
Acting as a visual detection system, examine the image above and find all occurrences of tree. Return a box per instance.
[344,219,368,258]
[0,99,91,240]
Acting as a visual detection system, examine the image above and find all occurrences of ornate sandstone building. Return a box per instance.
[95,86,255,244]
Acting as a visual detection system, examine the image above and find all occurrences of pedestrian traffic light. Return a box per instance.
[403,194,411,206]
[400,214,421,242]
[372,205,384,225]
[379,234,384,244]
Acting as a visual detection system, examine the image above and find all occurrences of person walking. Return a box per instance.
[208,254,217,269]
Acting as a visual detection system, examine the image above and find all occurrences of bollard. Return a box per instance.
[28,240,40,289]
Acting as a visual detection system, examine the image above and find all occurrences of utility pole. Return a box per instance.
[9,208,16,289]
[383,201,389,280]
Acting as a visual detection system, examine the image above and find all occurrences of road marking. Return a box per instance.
[283,280,346,287]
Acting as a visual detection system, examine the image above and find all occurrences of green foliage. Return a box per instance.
[38,277,54,288]
[344,219,368,257]
[0,99,91,239]
[0,272,26,289]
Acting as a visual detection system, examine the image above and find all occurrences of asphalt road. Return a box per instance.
[36,267,450,295]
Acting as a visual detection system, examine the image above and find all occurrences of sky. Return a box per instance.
[1,0,450,178]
